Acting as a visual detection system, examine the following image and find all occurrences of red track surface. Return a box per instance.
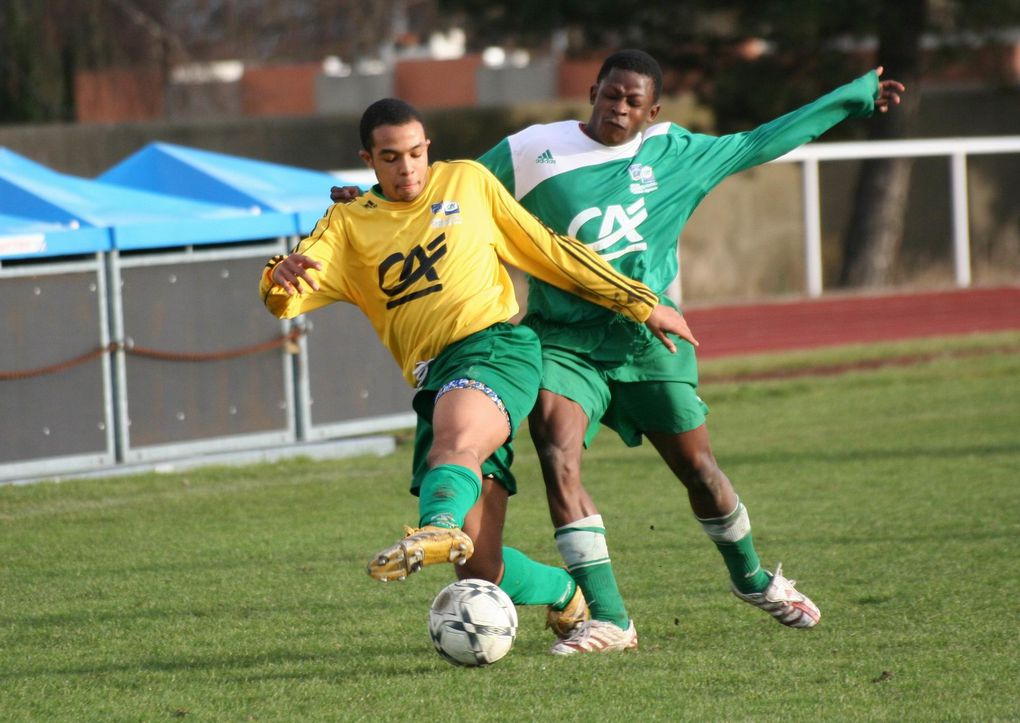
[684,286,1020,359]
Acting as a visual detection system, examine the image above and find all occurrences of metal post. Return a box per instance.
[280,236,313,442]
[801,158,824,298]
[104,250,131,462]
[96,252,118,465]
[950,152,972,288]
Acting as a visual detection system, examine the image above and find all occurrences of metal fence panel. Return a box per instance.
[115,246,296,461]
[0,261,115,475]
[303,304,415,440]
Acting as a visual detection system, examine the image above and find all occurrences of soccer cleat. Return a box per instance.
[549,619,638,655]
[367,525,474,582]
[732,563,820,629]
[545,584,590,639]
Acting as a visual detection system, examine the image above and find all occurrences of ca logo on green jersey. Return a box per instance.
[567,199,648,262]
[377,233,447,309]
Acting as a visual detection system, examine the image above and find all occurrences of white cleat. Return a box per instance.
[549,619,638,655]
[732,563,820,629]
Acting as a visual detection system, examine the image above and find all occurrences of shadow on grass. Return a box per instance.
[0,644,436,681]
[0,598,350,632]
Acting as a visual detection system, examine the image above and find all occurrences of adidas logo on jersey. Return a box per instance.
[536,149,556,164]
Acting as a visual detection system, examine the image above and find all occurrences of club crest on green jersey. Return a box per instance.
[628,164,658,194]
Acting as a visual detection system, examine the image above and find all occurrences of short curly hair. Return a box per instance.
[359,98,426,151]
[596,49,663,102]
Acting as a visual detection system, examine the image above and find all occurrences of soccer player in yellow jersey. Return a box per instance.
[260,98,696,639]
[330,60,904,653]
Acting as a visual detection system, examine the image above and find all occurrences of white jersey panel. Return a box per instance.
[507,121,672,200]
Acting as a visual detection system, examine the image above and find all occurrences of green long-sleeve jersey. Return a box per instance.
[478,71,878,326]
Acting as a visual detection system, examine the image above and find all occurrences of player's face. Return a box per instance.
[586,69,661,146]
[359,121,431,201]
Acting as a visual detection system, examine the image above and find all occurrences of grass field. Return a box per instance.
[2,333,1018,721]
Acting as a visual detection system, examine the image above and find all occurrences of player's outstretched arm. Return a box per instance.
[271,253,323,296]
[700,66,909,184]
[873,66,905,113]
[645,304,698,353]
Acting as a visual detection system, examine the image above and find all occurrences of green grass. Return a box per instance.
[2,334,1019,721]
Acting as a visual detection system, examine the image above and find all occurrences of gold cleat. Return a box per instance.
[367,525,474,582]
[546,583,590,638]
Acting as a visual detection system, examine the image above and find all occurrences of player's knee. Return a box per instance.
[426,445,483,470]
[676,448,722,489]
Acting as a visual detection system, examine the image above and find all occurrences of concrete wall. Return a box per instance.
[477,57,558,107]
[165,80,244,120]
[316,73,395,115]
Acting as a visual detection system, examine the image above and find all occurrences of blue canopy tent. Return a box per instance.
[0,212,111,260]
[99,142,365,237]
[0,147,294,251]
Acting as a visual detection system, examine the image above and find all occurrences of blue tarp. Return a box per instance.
[0,147,294,255]
[99,142,360,236]
[0,212,111,260]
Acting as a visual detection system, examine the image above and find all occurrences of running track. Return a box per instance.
[683,286,1020,359]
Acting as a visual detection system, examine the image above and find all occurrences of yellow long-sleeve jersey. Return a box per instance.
[260,160,658,387]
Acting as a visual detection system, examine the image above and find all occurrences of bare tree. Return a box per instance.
[839,0,926,287]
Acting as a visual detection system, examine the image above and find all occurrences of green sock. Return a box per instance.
[698,500,771,594]
[497,546,576,607]
[554,515,629,629]
[416,464,480,529]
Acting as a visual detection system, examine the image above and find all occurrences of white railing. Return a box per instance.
[336,135,1020,299]
[775,136,1020,297]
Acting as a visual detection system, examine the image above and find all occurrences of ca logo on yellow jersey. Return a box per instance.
[378,233,448,309]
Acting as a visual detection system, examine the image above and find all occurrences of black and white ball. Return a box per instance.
[427,579,518,667]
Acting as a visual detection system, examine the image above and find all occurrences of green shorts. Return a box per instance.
[524,313,708,448]
[410,323,542,495]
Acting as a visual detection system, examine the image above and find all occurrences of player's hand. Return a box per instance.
[330,185,361,203]
[272,253,322,296]
[873,66,905,113]
[644,304,698,353]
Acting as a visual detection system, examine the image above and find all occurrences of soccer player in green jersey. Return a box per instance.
[475,50,904,654]
[332,54,905,654]
[270,98,697,645]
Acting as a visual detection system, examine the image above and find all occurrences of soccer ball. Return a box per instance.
[427,578,518,667]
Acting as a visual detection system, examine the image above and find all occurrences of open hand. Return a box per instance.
[874,66,905,113]
[644,304,698,353]
[271,253,323,296]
